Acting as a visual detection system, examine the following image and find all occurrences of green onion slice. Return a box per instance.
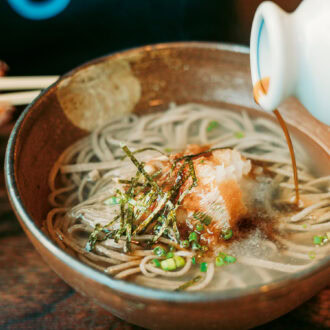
[207,121,219,132]
[200,262,208,272]
[180,240,190,248]
[215,256,225,267]
[224,255,236,264]
[222,228,233,240]
[161,258,177,271]
[153,246,167,256]
[196,223,204,232]
[234,131,244,139]
[189,232,198,242]
[152,259,161,267]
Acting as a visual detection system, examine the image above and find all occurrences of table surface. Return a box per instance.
[0,118,329,330]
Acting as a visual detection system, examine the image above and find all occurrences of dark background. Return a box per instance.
[0,0,301,76]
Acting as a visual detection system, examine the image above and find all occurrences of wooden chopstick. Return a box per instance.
[0,75,59,106]
[0,91,41,106]
[0,76,58,91]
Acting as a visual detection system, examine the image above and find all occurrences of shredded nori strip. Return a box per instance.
[170,212,180,242]
[114,200,127,242]
[118,179,144,187]
[124,206,133,252]
[153,215,170,242]
[101,145,202,250]
[133,193,168,235]
[151,169,162,179]
[174,275,202,291]
[122,145,163,195]
[85,224,103,252]
[187,159,198,188]
[174,147,224,163]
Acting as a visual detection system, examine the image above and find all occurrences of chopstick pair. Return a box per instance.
[0,76,59,105]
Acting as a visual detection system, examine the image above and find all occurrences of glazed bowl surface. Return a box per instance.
[5,42,330,330]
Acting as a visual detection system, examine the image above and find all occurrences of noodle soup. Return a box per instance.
[44,103,330,291]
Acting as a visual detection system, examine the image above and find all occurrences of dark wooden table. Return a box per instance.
[0,132,328,330]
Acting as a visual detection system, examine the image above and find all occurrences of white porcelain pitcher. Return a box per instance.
[250,0,330,125]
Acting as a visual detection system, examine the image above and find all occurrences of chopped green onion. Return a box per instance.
[180,240,190,248]
[166,251,174,259]
[215,256,225,267]
[192,256,196,265]
[153,246,166,256]
[199,159,205,164]
[196,223,204,232]
[302,224,308,229]
[191,241,201,250]
[224,255,237,264]
[174,275,202,291]
[200,262,208,272]
[234,131,244,139]
[207,121,219,132]
[174,256,186,268]
[308,251,316,260]
[313,235,323,245]
[104,196,119,206]
[313,234,328,246]
[217,252,226,259]
[161,258,177,271]
[222,228,233,240]
[152,259,161,268]
[216,252,236,265]
[164,148,172,153]
[189,232,198,242]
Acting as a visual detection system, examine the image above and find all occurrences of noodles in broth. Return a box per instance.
[44,103,330,291]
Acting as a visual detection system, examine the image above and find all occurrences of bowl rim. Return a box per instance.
[5,41,330,303]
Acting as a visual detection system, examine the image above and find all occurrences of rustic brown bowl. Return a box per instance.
[5,42,330,330]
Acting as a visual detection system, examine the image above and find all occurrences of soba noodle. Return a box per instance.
[44,103,330,291]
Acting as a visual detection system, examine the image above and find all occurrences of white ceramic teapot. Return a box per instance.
[250,0,330,125]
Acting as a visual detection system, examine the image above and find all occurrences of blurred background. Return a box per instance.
[0,0,301,75]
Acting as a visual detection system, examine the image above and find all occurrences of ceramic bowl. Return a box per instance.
[5,42,330,330]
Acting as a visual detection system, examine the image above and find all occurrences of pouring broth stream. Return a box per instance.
[253,77,300,205]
